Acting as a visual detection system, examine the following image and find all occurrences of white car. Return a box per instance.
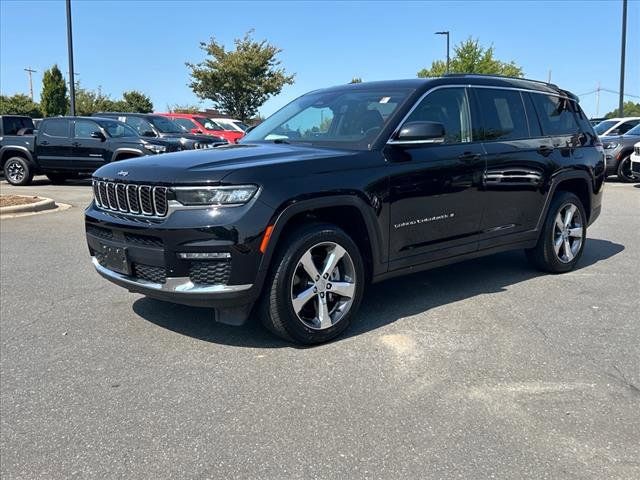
[594,117,640,137]
[210,118,250,133]
[631,141,640,179]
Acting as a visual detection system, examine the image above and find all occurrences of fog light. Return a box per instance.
[178,252,231,259]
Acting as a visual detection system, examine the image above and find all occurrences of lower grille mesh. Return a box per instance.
[189,260,231,285]
[133,263,166,284]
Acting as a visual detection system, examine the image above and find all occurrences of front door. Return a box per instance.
[386,87,486,268]
[35,118,73,169]
[71,119,109,170]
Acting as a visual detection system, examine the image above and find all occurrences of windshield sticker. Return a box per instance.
[379,97,391,104]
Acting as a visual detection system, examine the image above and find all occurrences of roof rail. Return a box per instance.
[442,73,559,89]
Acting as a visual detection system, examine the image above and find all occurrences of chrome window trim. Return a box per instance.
[387,83,574,145]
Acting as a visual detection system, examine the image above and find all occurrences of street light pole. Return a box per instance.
[618,0,627,117]
[435,31,450,73]
[66,0,76,116]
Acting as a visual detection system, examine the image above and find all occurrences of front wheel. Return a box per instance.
[617,156,636,183]
[3,157,33,186]
[526,191,587,273]
[260,223,365,344]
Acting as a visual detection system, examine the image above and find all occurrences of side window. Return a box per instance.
[474,88,529,141]
[173,118,196,131]
[531,94,580,136]
[125,117,153,135]
[41,118,69,137]
[618,120,639,134]
[74,120,99,139]
[522,93,543,137]
[404,88,471,143]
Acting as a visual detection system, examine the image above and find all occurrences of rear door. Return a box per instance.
[71,119,110,170]
[387,87,486,267]
[471,87,554,242]
[35,118,73,169]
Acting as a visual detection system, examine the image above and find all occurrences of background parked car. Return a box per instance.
[630,141,640,179]
[601,123,640,182]
[1,116,177,186]
[158,113,244,143]
[210,117,250,133]
[94,112,228,150]
[594,117,640,137]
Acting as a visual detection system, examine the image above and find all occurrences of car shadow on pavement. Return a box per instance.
[133,238,624,349]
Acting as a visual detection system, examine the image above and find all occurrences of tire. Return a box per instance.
[526,191,587,273]
[46,173,69,184]
[3,156,33,186]
[259,222,365,345]
[617,155,636,183]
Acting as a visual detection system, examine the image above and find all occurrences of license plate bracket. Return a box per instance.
[99,243,130,275]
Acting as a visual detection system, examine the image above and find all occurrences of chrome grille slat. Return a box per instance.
[91,180,168,217]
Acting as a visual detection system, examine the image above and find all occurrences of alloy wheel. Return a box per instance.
[553,203,583,263]
[290,241,356,330]
[6,160,25,183]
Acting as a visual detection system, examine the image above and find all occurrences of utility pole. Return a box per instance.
[66,0,76,115]
[619,0,627,117]
[24,67,37,100]
[435,31,450,73]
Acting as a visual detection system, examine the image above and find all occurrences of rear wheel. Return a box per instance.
[3,156,33,186]
[260,223,365,344]
[617,155,636,183]
[526,191,586,273]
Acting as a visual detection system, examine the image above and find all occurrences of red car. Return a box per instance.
[157,113,244,143]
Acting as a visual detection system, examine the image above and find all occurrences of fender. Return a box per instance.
[0,145,36,166]
[259,194,386,277]
[535,169,594,232]
[109,148,144,163]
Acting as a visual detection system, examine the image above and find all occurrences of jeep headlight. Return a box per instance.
[173,185,258,206]
[603,142,619,150]
[144,143,167,153]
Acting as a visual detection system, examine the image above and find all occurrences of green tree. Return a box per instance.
[418,37,523,78]
[40,65,68,116]
[167,104,201,113]
[0,94,42,117]
[122,90,153,113]
[350,77,363,84]
[187,31,295,122]
[604,101,640,118]
[75,86,120,116]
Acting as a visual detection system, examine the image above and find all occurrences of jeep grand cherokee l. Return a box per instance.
[85,75,605,344]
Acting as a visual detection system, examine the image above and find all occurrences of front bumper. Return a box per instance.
[85,197,275,322]
[631,152,640,178]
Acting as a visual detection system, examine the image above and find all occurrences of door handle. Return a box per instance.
[72,142,81,147]
[458,152,481,163]
[537,145,555,156]
[40,140,49,146]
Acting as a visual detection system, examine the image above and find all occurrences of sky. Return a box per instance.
[1,0,638,119]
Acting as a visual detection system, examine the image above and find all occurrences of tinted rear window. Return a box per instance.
[41,118,70,137]
[474,88,530,141]
[2,117,34,135]
[531,94,580,136]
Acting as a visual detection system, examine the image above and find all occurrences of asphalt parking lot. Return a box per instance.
[1,177,639,479]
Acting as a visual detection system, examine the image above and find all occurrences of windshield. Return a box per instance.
[96,119,138,138]
[241,88,412,149]
[594,120,618,135]
[215,118,245,132]
[149,116,185,134]
[195,117,223,131]
[625,124,640,136]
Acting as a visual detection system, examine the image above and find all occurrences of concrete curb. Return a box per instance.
[0,196,56,215]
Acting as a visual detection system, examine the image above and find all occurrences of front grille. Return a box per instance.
[92,180,168,217]
[133,263,166,284]
[124,232,163,248]
[632,161,640,174]
[189,260,231,285]
[635,146,640,155]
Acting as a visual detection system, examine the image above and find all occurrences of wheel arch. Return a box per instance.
[110,148,144,163]
[0,146,35,168]
[538,170,593,231]
[260,195,386,282]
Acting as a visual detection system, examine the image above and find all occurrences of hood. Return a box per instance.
[93,142,356,184]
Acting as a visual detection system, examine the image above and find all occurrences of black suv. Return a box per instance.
[94,113,227,150]
[85,76,605,344]
[1,116,177,185]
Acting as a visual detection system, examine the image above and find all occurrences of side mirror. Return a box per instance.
[142,130,157,137]
[90,131,106,141]
[394,121,445,143]
[193,129,203,134]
